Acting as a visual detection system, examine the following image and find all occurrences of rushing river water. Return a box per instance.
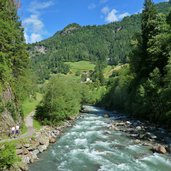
[29,106,171,171]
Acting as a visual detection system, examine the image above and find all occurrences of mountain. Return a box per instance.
[29,2,171,83]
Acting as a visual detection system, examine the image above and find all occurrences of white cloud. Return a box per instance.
[105,9,118,22]
[24,32,29,43]
[23,0,54,43]
[28,1,54,15]
[101,6,110,15]
[30,33,43,43]
[101,7,130,23]
[118,12,130,20]
[23,15,44,33]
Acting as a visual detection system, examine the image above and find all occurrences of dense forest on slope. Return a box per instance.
[29,1,171,83]
[101,0,171,126]
[0,0,35,137]
[0,0,37,170]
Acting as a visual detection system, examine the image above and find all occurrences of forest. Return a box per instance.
[101,0,171,126]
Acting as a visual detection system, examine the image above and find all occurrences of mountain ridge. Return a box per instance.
[29,2,171,82]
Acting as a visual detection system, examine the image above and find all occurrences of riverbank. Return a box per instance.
[29,106,171,171]
[10,106,171,171]
[7,114,80,171]
[107,113,171,154]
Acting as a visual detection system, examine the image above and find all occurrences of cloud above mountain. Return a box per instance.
[23,0,54,43]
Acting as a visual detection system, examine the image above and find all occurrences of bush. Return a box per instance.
[0,143,19,170]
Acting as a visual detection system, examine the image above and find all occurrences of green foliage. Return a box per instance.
[0,143,19,170]
[101,0,171,126]
[100,65,133,110]
[0,0,35,124]
[33,119,42,130]
[81,83,106,104]
[35,76,82,125]
[6,101,17,121]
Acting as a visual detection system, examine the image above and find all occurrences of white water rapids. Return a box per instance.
[29,106,171,171]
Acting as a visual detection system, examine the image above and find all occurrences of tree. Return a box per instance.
[35,76,82,124]
[141,0,157,77]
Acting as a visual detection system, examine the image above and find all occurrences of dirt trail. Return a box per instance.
[0,111,35,143]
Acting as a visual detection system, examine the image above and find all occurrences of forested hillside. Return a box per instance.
[101,0,171,126]
[30,1,171,83]
[0,0,34,137]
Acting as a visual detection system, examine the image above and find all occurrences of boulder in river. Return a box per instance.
[152,145,167,154]
[136,126,142,131]
[134,139,141,144]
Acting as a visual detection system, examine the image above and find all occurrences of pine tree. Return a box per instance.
[141,0,157,77]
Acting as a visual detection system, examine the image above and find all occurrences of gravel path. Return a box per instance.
[0,111,35,143]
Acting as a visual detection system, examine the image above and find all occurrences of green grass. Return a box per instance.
[22,93,43,117]
[65,61,95,74]
[21,123,27,134]
[22,93,43,131]
[65,61,120,79]
[33,120,42,131]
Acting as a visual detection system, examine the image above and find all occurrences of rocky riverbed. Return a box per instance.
[28,106,171,171]
[106,113,171,154]
[9,107,171,171]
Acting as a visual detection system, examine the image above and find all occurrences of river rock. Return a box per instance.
[67,116,75,120]
[27,142,39,151]
[32,149,39,156]
[16,149,23,155]
[109,124,119,131]
[49,137,56,143]
[18,162,29,171]
[50,132,57,138]
[130,134,139,138]
[22,147,29,155]
[152,145,167,154]
[136,126,142,131]
[126,121,131,125]
[38,145,47,153]
[38,135,49,146]
[30,152,38,161]
[21,155,30,164]
[104,131,111,135]
[134,139,141,144]
[116,122,125,126]
[142,142,152,146]
[23,144,30,148]
[16,144,23,149]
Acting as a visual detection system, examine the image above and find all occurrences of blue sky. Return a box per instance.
[19,0,168,43]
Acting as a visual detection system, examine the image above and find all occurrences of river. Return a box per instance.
[29,106,171,171]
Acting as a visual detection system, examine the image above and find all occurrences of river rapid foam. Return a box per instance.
[29,106,171,171]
